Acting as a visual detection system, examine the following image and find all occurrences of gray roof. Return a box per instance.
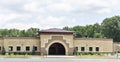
[40,28,74,33]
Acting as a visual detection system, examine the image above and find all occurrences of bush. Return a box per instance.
[2,47,6,55]
[32,46,35,55]
[5,53,9,55]
[77,52,102,55]
[7,52,32,55]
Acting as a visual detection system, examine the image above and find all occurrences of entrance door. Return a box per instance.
[49,43,65,55]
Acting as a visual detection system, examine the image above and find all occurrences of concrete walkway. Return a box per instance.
[0,58,119,62]
[43,55,76,58]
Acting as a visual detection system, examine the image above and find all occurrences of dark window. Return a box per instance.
[26,46,30,51]
[0,46,1,51]
[9,46,13,51]
[96,47,99,52]
[16,46,21,51]
[81,47,85,51]
[34,46,37,51]
[89,47,93,51]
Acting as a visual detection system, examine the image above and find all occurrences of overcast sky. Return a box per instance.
[0,0,120,30]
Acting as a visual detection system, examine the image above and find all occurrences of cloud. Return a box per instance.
[36,16,76,29]
[0,0,22,5]
[85,0,120,14]
[0,13,32,29]
[46,3,74,12]
[23,2,45,13]
[3,23,39,30]
[0,13,31,22]
[96,8,112,14]
[0,0,120,30]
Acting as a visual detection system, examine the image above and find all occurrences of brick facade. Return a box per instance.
[0,28,114,55]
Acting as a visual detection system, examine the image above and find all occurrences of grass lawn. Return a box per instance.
[0,55,116,59]
[77,55,115,59]
[0,55,42,58]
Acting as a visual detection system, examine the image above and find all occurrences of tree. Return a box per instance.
[101,16,120,41]
[93,23,103,38]
[94,33,102,38]
[2,47,6,55]
[32,46,35,55]
[63,26,71,30]
[26,28,39,37]
[1,29,9,37]
[19,30,26,37]
[85,25,94,38]
[8,29,20,37]
[73,47,78,55]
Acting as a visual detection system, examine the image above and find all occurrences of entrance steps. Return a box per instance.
[43,55,76,58]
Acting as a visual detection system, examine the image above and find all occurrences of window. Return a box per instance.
[0,46,1,51]
[9,46,13,51]
[34,46,37,51]
[16,46,21,51]
[96,47,99,52]
[81,47,85,52]
[89,47,93,51]
[26,46,30,51]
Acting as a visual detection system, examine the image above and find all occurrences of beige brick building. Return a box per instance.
[0,28,113,55]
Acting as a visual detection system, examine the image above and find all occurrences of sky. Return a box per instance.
[0,0,120,30]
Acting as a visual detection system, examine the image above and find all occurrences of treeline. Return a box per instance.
[0,16,120,42]
[0,28,39,37]
[63,16,120,42]
[63,23,102,38]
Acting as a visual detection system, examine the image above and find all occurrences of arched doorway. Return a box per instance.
[48,43,65,55]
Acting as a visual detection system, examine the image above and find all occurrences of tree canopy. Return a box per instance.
[63,24,103,38]
[63,16,120,42]
[0,16,120,42]
[101,16,120,41]
[0,28,39,37]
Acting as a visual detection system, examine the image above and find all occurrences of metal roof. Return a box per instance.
[40,28,74,33]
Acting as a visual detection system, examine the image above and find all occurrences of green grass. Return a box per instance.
[0,55,42,58]
[77,55,114,59]
[0,55,28,58]
[0,55,115,59]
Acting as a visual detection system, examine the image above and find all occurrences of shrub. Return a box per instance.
[2,47,6,55]
[6,52,32,55]
[32,46,35,55]
[78,52,102,55]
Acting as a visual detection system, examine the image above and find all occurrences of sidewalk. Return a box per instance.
[43,55,76,58]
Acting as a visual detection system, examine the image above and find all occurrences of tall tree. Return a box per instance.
[2,47,6,55]
[101,16,120,41]
[85,25,94,38]
[8,29,20,37]
[63,26,71,30]
[93,23,103,38]
[26,28,39,37]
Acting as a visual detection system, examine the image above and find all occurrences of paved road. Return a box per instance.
[0,58,119,62]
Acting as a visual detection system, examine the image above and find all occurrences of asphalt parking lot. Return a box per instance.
[0,58,119,62]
